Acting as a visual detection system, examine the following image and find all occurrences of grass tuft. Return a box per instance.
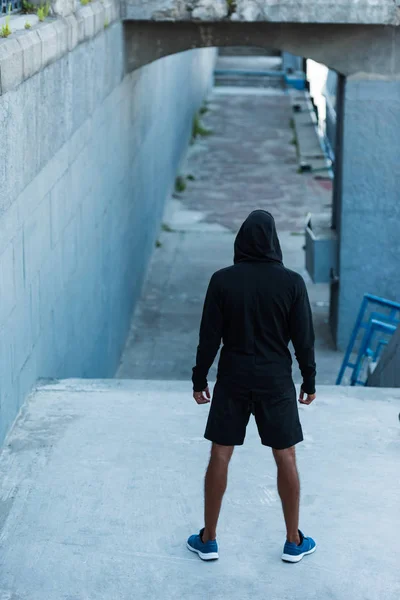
[175,176,187,193]
[37,2,50,21]
[192,114,212,142]
[21,0,36,13]
[227,0,237,16]
[0,4,12,38]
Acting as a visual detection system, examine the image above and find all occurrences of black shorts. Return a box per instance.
[204,383,303,449]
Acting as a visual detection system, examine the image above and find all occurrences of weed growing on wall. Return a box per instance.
[21,0,36,13]
[0,5,12,38]
[81,0,92,5]
[0,21,11,37]
[37,2,50,21]
[24,21,32,29]
[191,114,212,142]
[175,176,187,193]
[227,0,237,16]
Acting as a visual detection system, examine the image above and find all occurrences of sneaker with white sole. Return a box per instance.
[281,530,316,563]
[187,528,219,561]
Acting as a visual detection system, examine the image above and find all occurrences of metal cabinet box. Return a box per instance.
[305,217,337,283]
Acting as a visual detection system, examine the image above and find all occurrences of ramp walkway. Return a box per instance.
[0,379,399,599]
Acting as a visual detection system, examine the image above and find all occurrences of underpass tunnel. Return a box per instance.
[117,46,345,386]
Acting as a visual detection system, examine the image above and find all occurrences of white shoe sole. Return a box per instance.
[281,544,317,563]
[187,542,219,561]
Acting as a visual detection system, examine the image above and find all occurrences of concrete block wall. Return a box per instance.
[0,21,216,443]
[336,78,400,349]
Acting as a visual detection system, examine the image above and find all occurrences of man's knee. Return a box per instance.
[210,442,234,464]
[272,445,296,468]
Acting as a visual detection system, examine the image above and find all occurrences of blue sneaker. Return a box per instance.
[281,530,316,563]
[187,528,219,561]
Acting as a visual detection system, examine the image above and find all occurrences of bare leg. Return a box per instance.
[272,446,301,545]
[202,443,234,543]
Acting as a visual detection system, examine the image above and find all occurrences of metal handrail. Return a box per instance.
[336,294,400,385]
[350,319,397,386]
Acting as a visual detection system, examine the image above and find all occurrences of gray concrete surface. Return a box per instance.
[368,325,400,388]
[0,27,215,445]
[336,77,400,349]
[0,0,120,96]
[215,54,284,88]
[0,378,399,599]
[124,20,400,78]
[118,84,343,385]
[291,92,331,173]
[216,55,282,72]
[124,0,400,25]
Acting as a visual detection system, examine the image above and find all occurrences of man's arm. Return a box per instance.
[289,276,316,396]
[192,274,223,394]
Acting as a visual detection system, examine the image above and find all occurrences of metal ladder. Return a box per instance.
[336,294,400,386]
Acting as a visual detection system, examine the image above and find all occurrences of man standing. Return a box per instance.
[187,210,317,563]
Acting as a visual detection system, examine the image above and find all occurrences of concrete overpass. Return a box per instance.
[123,0,400,76]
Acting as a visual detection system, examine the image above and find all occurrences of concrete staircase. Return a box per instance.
[214,54,284,89]
[0,379,399,599]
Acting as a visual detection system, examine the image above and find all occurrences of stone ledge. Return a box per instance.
[124,0,400,25]
[0,0,120,97]
[0,13,39,32]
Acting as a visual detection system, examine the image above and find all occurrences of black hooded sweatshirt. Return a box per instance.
[192,210,316,396]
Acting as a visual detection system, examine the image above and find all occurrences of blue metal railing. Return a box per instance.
[336,294,400,386]
[350,320,397,386]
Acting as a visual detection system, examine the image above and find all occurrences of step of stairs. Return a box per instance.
[0,379,399,599]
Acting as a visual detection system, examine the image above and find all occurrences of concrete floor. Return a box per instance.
[118,84,343,384]
[0,379,399,599]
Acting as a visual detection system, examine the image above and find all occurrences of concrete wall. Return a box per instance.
[282,52,302,73]
[336,78,400,349]
[368,326,400,388]
[0,21,216,443]
[324,69,337,156]
[123,0,400,25]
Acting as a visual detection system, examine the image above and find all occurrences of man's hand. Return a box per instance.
[193,387,211,405]
[299,387,316,405]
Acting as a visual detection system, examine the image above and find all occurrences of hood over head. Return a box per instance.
[234,210,283,264]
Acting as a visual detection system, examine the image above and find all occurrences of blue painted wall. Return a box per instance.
[337,77,400,349]
[0,21,216,443]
